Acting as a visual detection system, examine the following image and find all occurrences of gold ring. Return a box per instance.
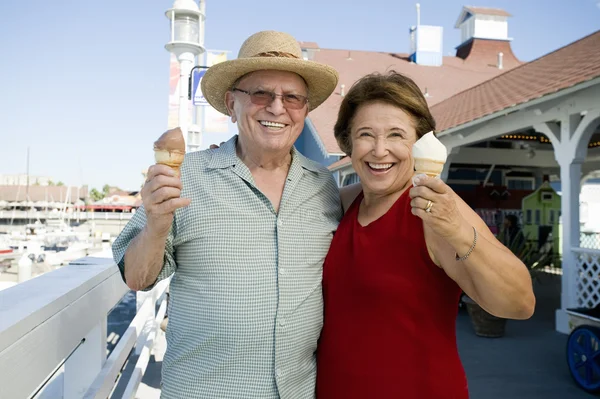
[425,200,433,213]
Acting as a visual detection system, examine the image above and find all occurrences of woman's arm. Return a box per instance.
[412,176,535,320]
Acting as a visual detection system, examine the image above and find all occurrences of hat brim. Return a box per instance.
[201,57,339,116]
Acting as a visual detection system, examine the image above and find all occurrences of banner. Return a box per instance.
[201,50,230,134]
[207,51,228,67]
[167,54,194,129]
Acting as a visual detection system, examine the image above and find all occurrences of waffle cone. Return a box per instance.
[154,149,184,177]
[414,158,445,177]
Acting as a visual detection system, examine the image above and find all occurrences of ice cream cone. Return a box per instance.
[414,158,445,178]
[153,127,186,177]
[154,149,185,177]
[412,131,447,181]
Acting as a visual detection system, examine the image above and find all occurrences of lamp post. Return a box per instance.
[165,0,205,152]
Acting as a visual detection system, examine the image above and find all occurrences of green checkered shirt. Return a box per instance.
[112,136,342,399]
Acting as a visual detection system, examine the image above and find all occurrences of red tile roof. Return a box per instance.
[309,47,520,154]
[432,30,600,133]
[329,156,351,170]
[299,41,319,49]
[456,38,520,69]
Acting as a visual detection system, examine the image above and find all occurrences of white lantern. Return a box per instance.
[165,0,204,55]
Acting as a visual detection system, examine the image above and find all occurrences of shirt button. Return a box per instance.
[279,268,286,275]
[277,219,283,227]
[276,368,282,378]
[279,318,286,327]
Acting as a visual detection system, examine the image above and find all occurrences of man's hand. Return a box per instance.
[141,164,191,238]
[209,142,225,150]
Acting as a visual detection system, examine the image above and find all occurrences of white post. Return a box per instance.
[137,290,152,313]
[558,162,582,305]
[136,290,153,355]
[63,320,107,399]
[18,254,32,282]
[554,114,583,333]
[194,0,207,151]
[178,52,195,152]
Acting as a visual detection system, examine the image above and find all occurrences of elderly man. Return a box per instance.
[112,31,341,398]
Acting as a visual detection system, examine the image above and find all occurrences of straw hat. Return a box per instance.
[201,30,339,116]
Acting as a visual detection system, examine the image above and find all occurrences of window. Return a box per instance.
[541,192,553,201]
[526,209,532,224]
[549,210,555,224]
[535,209,541,225]
[506,177,535,190]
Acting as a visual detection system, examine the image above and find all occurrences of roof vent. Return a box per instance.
[408,3,443,67]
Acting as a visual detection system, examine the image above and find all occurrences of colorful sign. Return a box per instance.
[192,69,208,106]
[167,54,194,129]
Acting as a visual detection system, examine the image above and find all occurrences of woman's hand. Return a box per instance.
[409,174,466,240]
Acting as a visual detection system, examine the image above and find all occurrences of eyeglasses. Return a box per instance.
[232,88,308,109]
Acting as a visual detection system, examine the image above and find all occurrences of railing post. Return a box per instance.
[136,291,153,355]
[18,255,32,282]
[63,319,107,399]
[554,111,588,334]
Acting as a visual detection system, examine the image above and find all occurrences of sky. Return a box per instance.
[0,0,598,192]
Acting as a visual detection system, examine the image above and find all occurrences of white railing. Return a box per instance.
[0,210,134,221]
[581,232,600,250]
[0,253,167,399]
[573,247,600,308]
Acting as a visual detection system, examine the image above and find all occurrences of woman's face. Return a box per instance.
[350,101,418,197]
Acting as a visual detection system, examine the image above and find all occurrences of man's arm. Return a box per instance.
[123,226,170,291]
[112,164,190,291]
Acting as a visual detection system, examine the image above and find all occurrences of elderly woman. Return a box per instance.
[316,71,535,398]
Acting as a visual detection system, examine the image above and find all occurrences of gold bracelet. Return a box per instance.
[456,227,477,261]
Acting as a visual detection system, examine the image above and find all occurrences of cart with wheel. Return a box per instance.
[566,306,600,393]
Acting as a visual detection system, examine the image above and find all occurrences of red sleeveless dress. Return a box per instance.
[316,190,468,398]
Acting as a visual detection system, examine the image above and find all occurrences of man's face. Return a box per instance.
[225,70,309,154]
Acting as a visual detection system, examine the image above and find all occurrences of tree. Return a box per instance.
[47,180,55,186]
[102,184,111,196]
[56,181,64,186]
[90,188,104,202]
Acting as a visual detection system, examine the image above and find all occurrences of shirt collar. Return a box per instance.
[206,135,320,174]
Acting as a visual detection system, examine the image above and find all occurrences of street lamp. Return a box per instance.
[165,0,205,152]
